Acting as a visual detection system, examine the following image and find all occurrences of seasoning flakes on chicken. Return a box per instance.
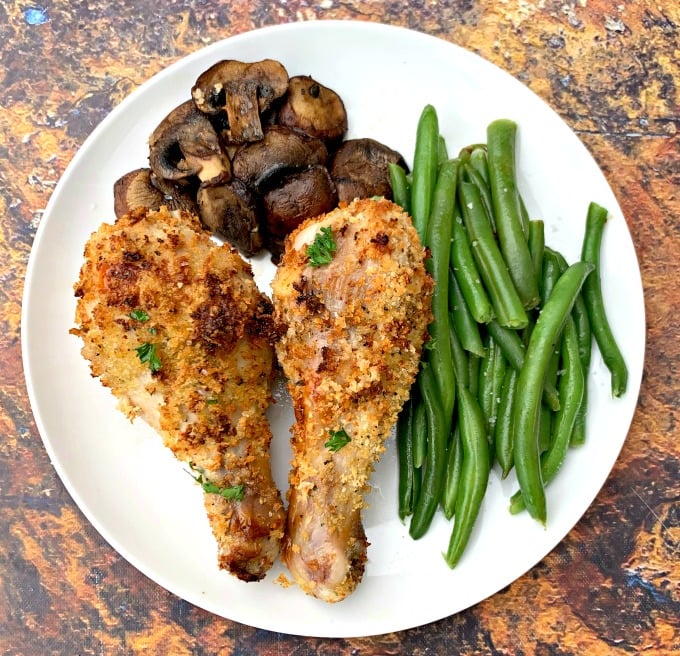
[71,206,285,582]
[272,197,433,602]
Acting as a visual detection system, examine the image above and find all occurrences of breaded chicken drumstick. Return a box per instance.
[72,206,285,582]
[272,198,433,601]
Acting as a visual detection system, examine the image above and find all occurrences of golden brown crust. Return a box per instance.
[72,206,285,581]
[272,197,433,601]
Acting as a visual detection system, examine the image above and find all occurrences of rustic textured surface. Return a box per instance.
[1,1,679,654]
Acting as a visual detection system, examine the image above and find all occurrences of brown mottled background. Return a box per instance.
[1,1,678,654]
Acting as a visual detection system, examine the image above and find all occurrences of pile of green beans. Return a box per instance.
[393,105,628,566]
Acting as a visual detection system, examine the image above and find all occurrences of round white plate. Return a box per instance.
[22,21,645,638]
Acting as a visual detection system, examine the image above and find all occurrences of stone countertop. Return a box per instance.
[1,1,678,654]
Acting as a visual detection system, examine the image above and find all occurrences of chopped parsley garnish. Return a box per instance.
[188,462,244,501]
[325,427,351,452]
[134,341,162,372]
[129,308,150,322]
[306,226,336,267]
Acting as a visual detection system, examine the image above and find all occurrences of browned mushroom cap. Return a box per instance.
[277,75,348,143]
[149,173,200,214]
[113,168,200,219]
[263,164,338,257]
[148,100,230,184]
[231,126,328,190]
[113,168,166,218]
[197,176,263,256]
[191,59,289,144]
[329,138,408,203]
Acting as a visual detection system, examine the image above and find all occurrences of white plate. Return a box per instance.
[21,21,645,638]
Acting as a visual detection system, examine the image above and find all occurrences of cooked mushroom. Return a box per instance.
[196,176,263,256]
[263,164,338,258]
[150,173,200,214]
[329,138,408,203]
[113,168,166,218]
[191,59,289,144]
[277,75,347,143]
[113,168,200,219]
[231,126,328,190]
[148,100,230,184]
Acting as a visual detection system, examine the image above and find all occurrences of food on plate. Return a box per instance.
[71,206,285,582]
[113,167,198,219]
[148,99,230,184]
[330,138,408,204]
[392,107,626,567]
[580,202,628,398]
[262,163,338,257]
[276,75,348,143]
[271,197,433,602]
[196,177,262,256]
[230,125,329,188]
[113,58,405,258]
[191,59,289,144]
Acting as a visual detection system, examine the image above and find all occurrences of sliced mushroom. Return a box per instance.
[329,138,408,204]
[197,176,263,256]
[277,75,347,143]
[113,167,202,219]
[113,168,166,218]
[262,165,338,260]
[149,100,230,184]
[192,59,289,144]
[113,168,200,219]
[150,173,200,214]
[231,126,328,190]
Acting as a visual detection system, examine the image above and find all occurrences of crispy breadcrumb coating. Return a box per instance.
[272,198,433,602]
[71,206,285,582]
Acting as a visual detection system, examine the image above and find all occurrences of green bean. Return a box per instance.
[549,247,591,446]
[486,119,540,309]
[438,135,449,166]
[409,364,449,539]
[537,404,552,454]
[572,293,592,371]
[528,219,545,282]
[486,319,561,412]
[449,269,486,357]
[459,143,487,159]
[388,162,410,214]
[441,426,463,520]
[462,162,495,231]
[468,146,490,189]
[444,384,490,567]
[477,335,507,446]
[540,243,561,303]
[412,397,427,469]
[397,399,417,520]
[539,249,563,452]
[410,105,440,243]
[448,318,470,390]
[450,218,494,324]
[580,202,628,397]
[425,158,459,422]
[513,261,595,524]
[518,192,531,237]
[459,180,528,329]
[570,378,588,445]
[510,313,585,513]
[468,353,480,398]
[495,366,518,478]
[549,248,592,368]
